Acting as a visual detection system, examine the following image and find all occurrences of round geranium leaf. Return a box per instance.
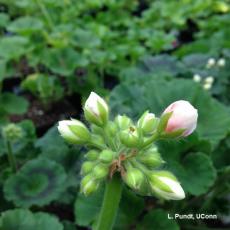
[7,16,44,35]
[171,153,217,196]
[137,209,179,230]
[34,212,63,230]
[0,209,63,230]
[0,209,35,230]
[4,158,67,207]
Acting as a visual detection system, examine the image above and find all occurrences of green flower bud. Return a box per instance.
[115,115,132,130]
[105,121,117,137]
[119,127,140,147]
[81,161,95,175]
[91,124,103,135]
[137,111,158,134]
[123,165,145,190]
[99,149,115,163]
[138,148,164,168]
[58,119,90,144]
[149,171,185,200]
[93,164,109,179]
[2,124,23,142]
[84,92,109,126]
[85,150,99,161]
[81,174,99,196]
[91,134,106,147]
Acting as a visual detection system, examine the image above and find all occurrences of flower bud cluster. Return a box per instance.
[80,149,115,195]
[58,92,198,200]
[2,123,23,142]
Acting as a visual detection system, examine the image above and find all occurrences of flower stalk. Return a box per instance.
[6,140,17,173]
[94,175,123,230]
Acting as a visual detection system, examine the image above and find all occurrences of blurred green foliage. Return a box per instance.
[0,0,229,229]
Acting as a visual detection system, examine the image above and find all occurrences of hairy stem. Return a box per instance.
[142,132,159,148]
[94,175,123,230]
[6,140,17,173]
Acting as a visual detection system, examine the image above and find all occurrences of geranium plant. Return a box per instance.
[58,92,198,230]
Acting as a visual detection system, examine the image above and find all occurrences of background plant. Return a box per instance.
[0,0,229,229]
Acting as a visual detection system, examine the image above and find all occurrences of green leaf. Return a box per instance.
[0,13,9,28]
[72,29,101,48]
[7,16,44,35]
[21,74,64,103]
[35,125,82,191]
[35,212,63,230]
[46,24,74,48]
[0,209,63,230]
[0,93,29,115]
[74,186,104,226]
[0,36,29,61]
[182,53,210,69]
[10,120,36,157]
[174,40,211,58]
[157,133,212,162]
[41,48,88,76]
[62,221,77,230]
[4,158,67,207]
[140,55,185,76]
[114,188,144,230]
[35,126,69,163]
[137,209,179,230]
[170,153,217,196]
[0,209,35,230]
[212,138,230,169]
[0,59,6,82]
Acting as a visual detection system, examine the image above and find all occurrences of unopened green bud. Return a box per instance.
[93,164,109,179]
[149,171,185,200]
[123,165,145,190]
[99,149,115,163]
[84,92,109,126]
[81,161,95,175]
[105,121,117,136]
[2,124,23,142]
[138,148,164,168]
[91,125,103,135]
[137,111,158,134]
[58,119,90,144]
[115,115,132,130]
[81,174,99,196]
[119,127,140,147]
[91,134,106,147]
[85,150,99,161]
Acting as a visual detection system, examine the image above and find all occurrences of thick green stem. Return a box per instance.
[103,124,117,151]
[94,175,123,230]
[6,140,17,173]
[142,132,158,148]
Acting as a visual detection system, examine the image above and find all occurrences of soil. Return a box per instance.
[10,94,81,137]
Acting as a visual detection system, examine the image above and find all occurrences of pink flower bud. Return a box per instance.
[163,100,198,137]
